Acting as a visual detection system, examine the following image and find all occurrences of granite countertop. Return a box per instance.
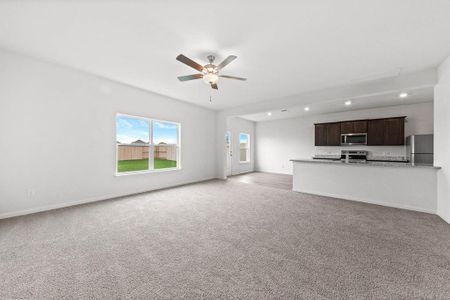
[290,158,441,169]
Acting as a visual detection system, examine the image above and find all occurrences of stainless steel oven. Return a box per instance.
[341,133,367,146]
[341,150,368,163]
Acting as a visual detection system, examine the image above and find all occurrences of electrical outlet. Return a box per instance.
[27,189,36,199]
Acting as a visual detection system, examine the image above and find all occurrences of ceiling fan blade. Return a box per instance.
[217,55,237,70]
[177,74,203,81]
[211,83,218,90]
[176,54,204,72]
[219,75,247,81]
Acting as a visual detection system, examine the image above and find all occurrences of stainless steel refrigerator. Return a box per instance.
[406,134,433,165]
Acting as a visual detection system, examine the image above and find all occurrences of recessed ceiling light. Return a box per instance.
[304,106,310,111]
[267,112,272,116]
[345,100,352,106]
[399,92,408,98]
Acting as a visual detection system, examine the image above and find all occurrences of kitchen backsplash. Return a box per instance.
[314,145,407,160]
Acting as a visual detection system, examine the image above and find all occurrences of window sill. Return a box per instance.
[239,161,251,164]
[115,167,182,176]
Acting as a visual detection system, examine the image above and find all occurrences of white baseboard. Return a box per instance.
[293,189,437,215]
[0,177,215,220]
[3,176,446,224]
[437,211,450,224]
[255,168,292,175]
[229,169,255,176]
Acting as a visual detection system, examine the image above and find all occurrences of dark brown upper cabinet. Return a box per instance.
[383,118,405,145]
[315,123,341,146]
[326,123,341,146]
[367,117,405,145]
[314,124,328,146]
[353,121,368,133]
[341,121,367,134]
[316,117,405,146]
[367,119,385,145]
[340,121,354,134]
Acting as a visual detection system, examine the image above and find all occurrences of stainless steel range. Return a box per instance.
[340,150,368,163]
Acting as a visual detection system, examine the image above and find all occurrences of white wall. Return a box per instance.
[227,117,255,175]
[255,102,433,174]
[0,50,217,218]
[293,161,437,213]
[435,55,450,224]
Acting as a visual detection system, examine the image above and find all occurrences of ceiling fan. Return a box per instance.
[176,54,246,90]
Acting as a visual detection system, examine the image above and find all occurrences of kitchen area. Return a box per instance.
[291,115,440,213]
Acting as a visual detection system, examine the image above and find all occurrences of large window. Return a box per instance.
[116,114,180,174]
[239,133,250,163]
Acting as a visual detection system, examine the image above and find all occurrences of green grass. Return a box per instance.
[154,159,177,169]
[117,159,177,173]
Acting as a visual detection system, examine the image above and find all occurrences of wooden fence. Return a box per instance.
[117,144,177,161]
[154,145,177,161]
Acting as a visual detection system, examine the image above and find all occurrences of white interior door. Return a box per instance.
[225,131,232,176]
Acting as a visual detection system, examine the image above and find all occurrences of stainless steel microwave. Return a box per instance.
[341,133,367,146]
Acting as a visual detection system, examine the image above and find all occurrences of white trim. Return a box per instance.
[0,177,215,220]
[115,167,182,176]
[229,170,255,176]
[256,168,292,175]
[437,212,450,224]
[149,119,155,170]
[225,131,232,177]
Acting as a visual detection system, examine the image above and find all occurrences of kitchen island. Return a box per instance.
[291,159,440,213]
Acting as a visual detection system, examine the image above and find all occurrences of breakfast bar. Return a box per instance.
[291,159,440,213]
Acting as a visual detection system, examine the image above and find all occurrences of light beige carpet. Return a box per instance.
[1,179,449,299]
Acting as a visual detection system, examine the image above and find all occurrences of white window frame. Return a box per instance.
[115,113,181,176]
[239,132,250,164]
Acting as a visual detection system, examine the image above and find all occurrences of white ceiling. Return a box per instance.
[240,86,433,122]
[0,1,450,110]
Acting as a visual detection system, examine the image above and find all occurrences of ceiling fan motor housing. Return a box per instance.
[203,56,219,84]
[203,68,219,84]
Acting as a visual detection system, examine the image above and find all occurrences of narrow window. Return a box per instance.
[116,115,150,173]
[239,133,250,163]
[153,121,180,170]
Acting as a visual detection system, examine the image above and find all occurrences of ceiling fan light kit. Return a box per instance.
[176,54,246,91]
